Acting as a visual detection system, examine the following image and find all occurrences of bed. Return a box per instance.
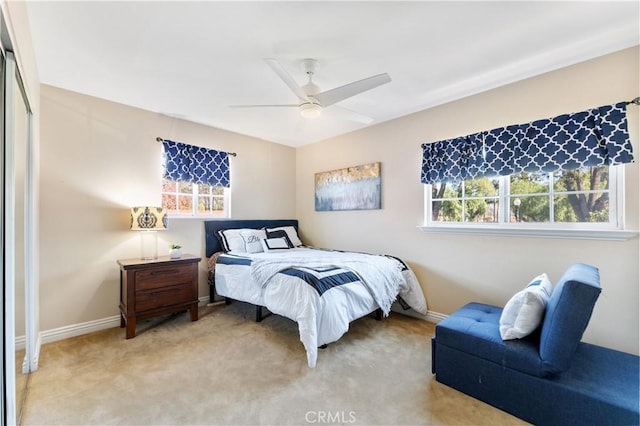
[205,219,427,367]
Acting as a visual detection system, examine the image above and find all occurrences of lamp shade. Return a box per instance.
[130,207,168,230]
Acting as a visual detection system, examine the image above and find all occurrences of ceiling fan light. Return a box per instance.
[300,103,322,118]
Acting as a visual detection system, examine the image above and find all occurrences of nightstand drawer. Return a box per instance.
[135,283,195,312]
[135,264,193,291]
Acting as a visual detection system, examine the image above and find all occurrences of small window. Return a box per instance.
[427,165,621,229]
[160,140,231,218]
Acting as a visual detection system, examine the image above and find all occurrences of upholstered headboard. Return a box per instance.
[204,219,299,257]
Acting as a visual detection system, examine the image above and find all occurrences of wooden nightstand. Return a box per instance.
[117,254,201,339]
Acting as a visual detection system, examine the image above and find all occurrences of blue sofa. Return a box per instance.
[431,263,639,425]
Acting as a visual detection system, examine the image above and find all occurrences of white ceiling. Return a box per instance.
[26,1,639,147]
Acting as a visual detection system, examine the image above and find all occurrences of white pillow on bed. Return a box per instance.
[240,229,267,253]
[261,237,291,252]
[265,226,302,247]
[218,228,252,253]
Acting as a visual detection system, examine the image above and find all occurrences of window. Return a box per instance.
[162,179,229,217]
[160,138,231,218]
[420,101,635,237]
[426,165,622,229]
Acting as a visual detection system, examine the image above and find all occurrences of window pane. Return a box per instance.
[198,183,212,195]
[432,182,463,200]
[466,198,499,223]
[511,196,549,223]
[198,196,211,213]
[553,166,609,192]
[212,197,224,211]
[211,186,224,196]
[554,194,609,223]
[432,199,462,222]
[465,177,499,197]
[178,181,193,193]
[510,172,549,196]
[162,194,177,213]
[162,179,176,192]
[177,195,192,213]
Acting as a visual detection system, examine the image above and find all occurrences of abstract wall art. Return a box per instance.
[314,162,381,211]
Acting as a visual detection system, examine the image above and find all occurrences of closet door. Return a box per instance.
[3,50,32,426]
[0,47,5,426]
[13,50,31,424]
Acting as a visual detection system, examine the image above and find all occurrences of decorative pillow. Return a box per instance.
[261,237,291,252]
[218,228,253,253]
[499,273,553,340]
[265,229,293,248]
[240,229,267,254]
[265,226,302,247]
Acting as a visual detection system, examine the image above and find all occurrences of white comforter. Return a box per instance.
[215,247,427,367]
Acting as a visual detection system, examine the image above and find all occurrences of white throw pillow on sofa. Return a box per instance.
[500,273,553,340]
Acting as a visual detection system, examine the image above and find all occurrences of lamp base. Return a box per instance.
[140,231,158,260]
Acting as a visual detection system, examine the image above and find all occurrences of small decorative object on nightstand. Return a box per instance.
[117,254,201,339]
[169,244,182,259]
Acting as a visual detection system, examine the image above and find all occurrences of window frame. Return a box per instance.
[161,178,231,219]
[421,165,637,240]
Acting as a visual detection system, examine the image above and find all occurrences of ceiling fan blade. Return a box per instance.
[324,105,374,124]
[265,58,310,102]
[229,104,299,108]
[314,73,391,107]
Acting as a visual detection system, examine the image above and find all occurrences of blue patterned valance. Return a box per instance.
[421,133,485,184]
[163,139,230,187]
[421,102,634,184]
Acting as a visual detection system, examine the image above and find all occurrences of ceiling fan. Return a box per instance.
[230,58,391,123]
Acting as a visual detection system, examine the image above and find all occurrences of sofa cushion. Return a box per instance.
[539,263,601,375]
[436,302,548,377]
[500,273,553,340]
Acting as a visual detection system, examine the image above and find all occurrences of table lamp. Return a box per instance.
[130,206,168,259]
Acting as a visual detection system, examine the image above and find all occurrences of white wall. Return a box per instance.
[38,85,296,331]
[296,47,640,355]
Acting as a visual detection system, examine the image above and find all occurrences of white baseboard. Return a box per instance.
[39,296,212,346]
[15,335,25,350]
[40,315,121,345]
[425,310,447,323]
[390,301,447,324]
[396,309,446,323]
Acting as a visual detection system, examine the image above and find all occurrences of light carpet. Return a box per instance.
[21,303,526,425]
